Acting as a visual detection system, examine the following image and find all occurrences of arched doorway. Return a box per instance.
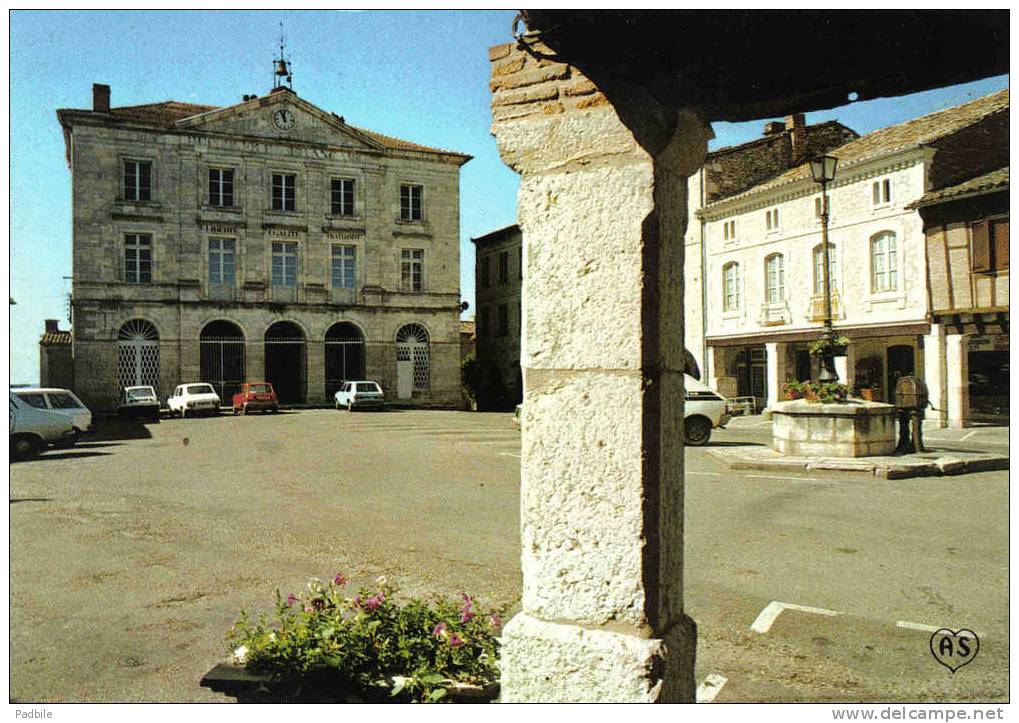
[395,323,430,399]
[118,319,160,392]
[265,321,306,404]
[325,322,366,398]
[200,320,246,401]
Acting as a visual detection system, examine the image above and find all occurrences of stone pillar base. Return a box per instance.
[499,613,696,703]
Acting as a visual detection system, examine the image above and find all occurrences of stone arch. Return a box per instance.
[325,321,367,397]
[395,323,430,397]
[264,321,307,404]
[200,320,246,401]
[117,319,160,393]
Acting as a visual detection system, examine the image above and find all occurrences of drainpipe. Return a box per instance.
[699,171,709,382]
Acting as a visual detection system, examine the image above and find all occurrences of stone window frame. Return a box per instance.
[123,232,154,284]
[498,250,509,285]
[869,230,899,293]
[722,219,737,242]
[330,243,358,289]
[266,165,303,215]
[207,167,237,209]
[478,305,489,338]
[870,177,893,209]
[722,261,741,312]
[498,303,510,337]
[764,252,785,304]
[400,247,425,292]
[764,207,780,234]
[480,254,491,289]
[271,240,299,287]
[119,155,157,204]
[812,241,839,296]
[398,182,425,223]
[207,236,238,287]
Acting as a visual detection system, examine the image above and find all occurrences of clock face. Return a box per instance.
[272,107,295,131]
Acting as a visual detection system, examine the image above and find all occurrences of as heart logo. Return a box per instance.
[929,628,979,673]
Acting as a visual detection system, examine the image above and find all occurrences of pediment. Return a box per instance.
[174,91,381,150]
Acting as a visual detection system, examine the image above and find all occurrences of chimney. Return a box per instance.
[93,83,110,113]
[763,121,784,136]
[45,319,60,333]
[786,113,806,164]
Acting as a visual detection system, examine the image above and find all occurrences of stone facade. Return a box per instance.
[472,223,523,410]
[685,89,1009,418]
[57,84,470,410]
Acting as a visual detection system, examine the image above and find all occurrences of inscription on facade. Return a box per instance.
[200,223,243,234]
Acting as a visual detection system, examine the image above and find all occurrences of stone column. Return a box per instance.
[923,323,948,428]
[306,340,326,404]
[945,333,970,428]
[247,340,265,383]
[489,39,711,703]
[765,342,788,410]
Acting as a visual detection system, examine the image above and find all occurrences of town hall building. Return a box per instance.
[57,79,470,411]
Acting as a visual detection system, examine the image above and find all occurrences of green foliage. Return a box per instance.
[461,355,481,405]
[808,334,850,357]
[227,576,504,703]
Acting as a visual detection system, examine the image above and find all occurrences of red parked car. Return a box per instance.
[231,382,280,415]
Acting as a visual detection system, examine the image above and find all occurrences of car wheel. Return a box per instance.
[181,407,187,419]
[240,404,247,416]
[335,401,340,410]
[347,400,353,412]
[684,416,712,446]
[11,435,40,461]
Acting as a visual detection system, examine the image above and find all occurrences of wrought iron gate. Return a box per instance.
[325,323,366,398]
[265,322,306,404]
[117,319,160,392]
[200,335,246,402]
[396,323,430,392]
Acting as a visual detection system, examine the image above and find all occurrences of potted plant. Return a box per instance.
[853,355,882,401]
[782,380,805,400]
[213,575,505,703]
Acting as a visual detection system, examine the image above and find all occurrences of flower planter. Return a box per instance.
[860,388,875,402]
[200,663,500,703]
[772,399,897,457]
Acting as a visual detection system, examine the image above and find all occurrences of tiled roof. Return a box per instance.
[908,166,1009,208]
[62,96,466,157]
[40,331,72,346]
[714,89,1009,205]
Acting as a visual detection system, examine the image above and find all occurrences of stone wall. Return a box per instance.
[772,400,897,457]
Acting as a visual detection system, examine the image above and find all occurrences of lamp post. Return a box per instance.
[810,154,839,382]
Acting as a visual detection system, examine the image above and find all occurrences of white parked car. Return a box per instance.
[334,381,385,411]
[167,383,221,417]
[118,385,161,421]
[10,387,92,443]
[683,374,730,446]
[9,390,78,459]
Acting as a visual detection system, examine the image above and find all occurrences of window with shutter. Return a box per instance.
[991,219,1009,270]
[971,220,991,272]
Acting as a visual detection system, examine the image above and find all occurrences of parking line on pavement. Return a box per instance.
[960,430,978,441]
[751,601,843,633]
[500,452,521,458]
[696,674,728,703]
[896,621,983,637]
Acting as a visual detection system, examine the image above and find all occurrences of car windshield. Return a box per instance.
[127,388,156,401]
[248,384,271,394]
[187,384,216,395]
[48,393,84,409]
[356,383,381,393]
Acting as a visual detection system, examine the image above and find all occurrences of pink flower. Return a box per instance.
[332,573,348,586]
[364,593,385,611]
[286,593,298,607]
[489,615,502,630]
[460,609,476,623]
[459,593,473,607]
[449,633,464,648]
[352,594,362,609]
[433,622,447,637]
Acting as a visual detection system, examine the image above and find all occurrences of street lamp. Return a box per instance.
[809,154,839,382]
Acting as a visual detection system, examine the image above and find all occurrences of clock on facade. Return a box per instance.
[272,106,296,131]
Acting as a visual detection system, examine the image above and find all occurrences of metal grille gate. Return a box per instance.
[325,323,366,398]
[118,319,160,392]
[265,322,306,404]
[396,323,430,392]
[200,337,246,402]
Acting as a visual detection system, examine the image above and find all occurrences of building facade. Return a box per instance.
[39,320,74,389]
[685,89,1008,423]
[911,166,1009,427]
[472,224,523,410]
[58,83,470,410]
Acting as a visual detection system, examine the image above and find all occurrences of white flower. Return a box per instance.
[233,645,249,665]
[376,575,387,586]
[268,633,276,642]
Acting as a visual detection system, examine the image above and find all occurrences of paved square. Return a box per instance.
[9,412,1008,702]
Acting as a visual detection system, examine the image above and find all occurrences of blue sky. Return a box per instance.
[8,10,1008,384]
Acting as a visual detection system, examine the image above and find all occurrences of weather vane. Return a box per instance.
[273,22,293,90]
